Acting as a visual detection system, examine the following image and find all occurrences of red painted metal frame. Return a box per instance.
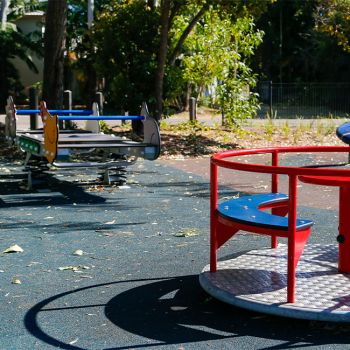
[210,146,350,304]
[299,174,350,273]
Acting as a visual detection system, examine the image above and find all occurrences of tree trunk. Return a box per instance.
[42,0,67,109]
[0,0,9,30]
[154,0,171,121]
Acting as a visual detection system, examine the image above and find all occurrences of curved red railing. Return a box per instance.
[211,145,350,215]
[211,145,350,176]
[211,145,350,216]
[210,145,350,303]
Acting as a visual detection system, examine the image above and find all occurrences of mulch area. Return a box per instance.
[112,123,344,160]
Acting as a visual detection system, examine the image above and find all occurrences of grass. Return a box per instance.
[281,120,290,139]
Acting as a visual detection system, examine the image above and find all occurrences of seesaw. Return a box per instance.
[6,98,160,187]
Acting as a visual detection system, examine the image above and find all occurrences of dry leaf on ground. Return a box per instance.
[3,244,24,254]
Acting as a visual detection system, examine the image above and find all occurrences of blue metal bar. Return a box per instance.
[16,109,93,115]
[57,115,145,121]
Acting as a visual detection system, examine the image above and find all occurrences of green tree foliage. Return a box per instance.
[6,0,43,19]
[315,0,350,53]
[92,1,159,113]
[89,0,266,125]
[0,0,42,108]
[215,16,263,125]
[163,0,271,120]
[253,0,350,83]
[64,0,111,103]
[170,7,263,125]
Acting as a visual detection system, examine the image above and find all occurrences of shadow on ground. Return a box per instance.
[0,172,107,207]
[24,275,350,350]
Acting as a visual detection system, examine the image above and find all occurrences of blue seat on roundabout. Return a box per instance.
[336,122,350,145]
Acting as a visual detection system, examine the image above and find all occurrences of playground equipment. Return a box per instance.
[336,122,350,145]
[200,146,350,322]
[5,96,160,187]
[5,96,95,146]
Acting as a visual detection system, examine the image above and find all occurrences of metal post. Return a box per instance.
[287,174,298,303]
[1,0,9,30]
[63,90,72,110]
[269,81,273,118]
[189,97,196,122]
[123,111,128,126]
[63,90,72,129]
[95,92,104,115]
[87,0,94,28]
[29,87,38,130]
[210,161,218,272]
[271,149,279,248]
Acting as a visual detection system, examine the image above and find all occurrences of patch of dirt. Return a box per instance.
[112,122,344,160]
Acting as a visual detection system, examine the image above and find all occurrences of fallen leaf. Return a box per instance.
[174,228,200,237]
[3,244,24,254]
[95,230,134,237]
[12,278,22,284]
[58,265,90,271]
[69,338,79,345]
[104,219,116,225]
[73,249,84,256]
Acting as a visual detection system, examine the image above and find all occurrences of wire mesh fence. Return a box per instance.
[256,81,350,118]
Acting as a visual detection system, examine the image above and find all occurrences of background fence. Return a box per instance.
[256,81,350,118]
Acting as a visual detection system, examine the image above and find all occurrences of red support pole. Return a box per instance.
[210,160,218,272]
[287,174,298,303]
[338,186,350,272]
[271,150,279,248]
[271,150,279,193]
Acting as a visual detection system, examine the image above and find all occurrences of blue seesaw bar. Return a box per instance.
[15,109,145,121]
[16,109,93,115]
[57,115,145,121]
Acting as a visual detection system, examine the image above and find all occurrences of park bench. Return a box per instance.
[5,97,160,187]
